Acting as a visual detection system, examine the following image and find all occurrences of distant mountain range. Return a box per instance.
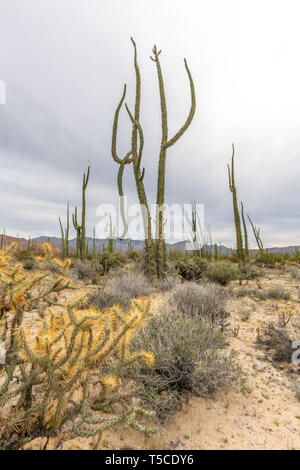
[2,234,300,255]
[29,237,300,255]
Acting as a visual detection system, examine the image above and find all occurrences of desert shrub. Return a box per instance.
[127,250,141,261]
[205,261,238,285]
[98,252,127,274]
[126,310,243,421]
[71,259,100,283]
[154,277,175,292]
[266,285,290,300]
[13,249,36,270]
[235,287,266,300]
[227,253,239,263]
[235,285,289,302]
[292,381,300,401]
[107,271,153,298]
[235,287,251,298]
[90,289,131,311]
[168,281,229,326]
[242,264,260,280]
[255,252,286,267]
[167,251,186,262]
[287,266,300,280]
[239,307,252,322]
[257,322,293,362]
[175,257,208,281]
[90,272,154,311]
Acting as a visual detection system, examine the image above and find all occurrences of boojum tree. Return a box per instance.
[72,165,90,258]
[227,144,249,273]
[248,214,264,256]
[59,201,70,257]
[111,38,196,278]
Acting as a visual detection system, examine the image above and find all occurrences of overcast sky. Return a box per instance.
[0,0,299,247]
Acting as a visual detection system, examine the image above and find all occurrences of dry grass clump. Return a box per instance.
[107,272,154,298]
[256,322,293,362]
[153,276,175,292]
[90,272,154,312]
[287,266,300,281]
[266,285,290,301]
[70,259,100,284]
[236,284,290,302]
[168,281,229,326]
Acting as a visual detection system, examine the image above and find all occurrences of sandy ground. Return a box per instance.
[19,268,300,450]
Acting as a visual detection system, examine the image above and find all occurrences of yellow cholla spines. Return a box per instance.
[101,374,121,393]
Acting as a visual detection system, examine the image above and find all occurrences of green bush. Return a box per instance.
[127,250,141,261]
[175,257,208,281]
[242,264,260,280]
[127,310,243,421]
[255,252,286,267]
[98,252,127,274]
[206,261,238,285]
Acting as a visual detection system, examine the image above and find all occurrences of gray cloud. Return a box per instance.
[0,0,299,247]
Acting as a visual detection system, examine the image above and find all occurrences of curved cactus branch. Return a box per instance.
[241,201,249,262]
[112,85,128,164]
[125,103,145,180]
[165,59,196,149]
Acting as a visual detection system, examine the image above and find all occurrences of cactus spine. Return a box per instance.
[59,201,70,257]
[111,39,195,278]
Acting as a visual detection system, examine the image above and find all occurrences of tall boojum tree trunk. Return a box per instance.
[111,39,195,278]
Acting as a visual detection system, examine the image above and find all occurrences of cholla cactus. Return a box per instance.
[0,243,72,362]
[72,166,90,259]
[227,145,250,273]
[0,246,156,449]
